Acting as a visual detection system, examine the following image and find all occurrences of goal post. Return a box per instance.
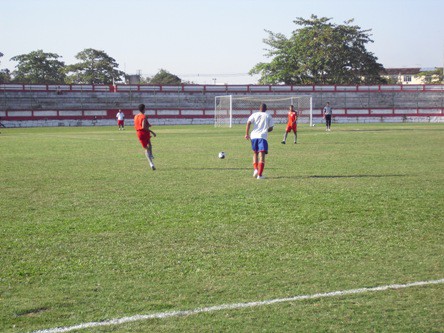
[214,95,232,128]
[214,95,313,127]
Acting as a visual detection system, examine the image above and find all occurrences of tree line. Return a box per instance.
[1,16,441,86]
[0,48,182,85]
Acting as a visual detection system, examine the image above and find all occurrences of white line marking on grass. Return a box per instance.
[30,278,444,333]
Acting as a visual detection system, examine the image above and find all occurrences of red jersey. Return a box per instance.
[134,113,147,131]
[287,111,297,126]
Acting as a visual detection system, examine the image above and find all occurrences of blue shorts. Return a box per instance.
[251,138,268,153]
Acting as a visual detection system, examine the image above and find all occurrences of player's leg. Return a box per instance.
[257,151,266,178]
[257,139,268,178]
[282,127,290,144]
[293,127,297,143]
[145,147,155,170]
[252,152,259,177]
[148,141,154,159]
[138,132,155,170]
[282,131,288,144]
[251,139,259,177]
[146,142,155,170]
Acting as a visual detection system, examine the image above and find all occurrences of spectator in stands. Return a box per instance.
[116,109,125,130]
[323,102,333,131]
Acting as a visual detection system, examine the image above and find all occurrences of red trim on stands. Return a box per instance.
[3,107,443,121]
[1,83,443,93]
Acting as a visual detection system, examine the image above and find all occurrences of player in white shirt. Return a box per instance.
[245,103,274,179]
[116,109,125,130]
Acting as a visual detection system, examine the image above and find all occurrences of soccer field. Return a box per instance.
[1,123,443,332]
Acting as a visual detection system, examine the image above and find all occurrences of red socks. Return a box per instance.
[258,162,264,176]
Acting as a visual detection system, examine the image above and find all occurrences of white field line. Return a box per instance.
[30,278,444,333]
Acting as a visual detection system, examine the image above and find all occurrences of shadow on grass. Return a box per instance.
[339,128,442,132]
[270,174,408,180]
[163,167,409,180]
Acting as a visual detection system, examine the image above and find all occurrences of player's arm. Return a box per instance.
[245,121,251,140]
[268,116,274,132]
[142,118,156,136]
[142,117,152,130]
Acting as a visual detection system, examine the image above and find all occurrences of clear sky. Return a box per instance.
[1,0,443,84]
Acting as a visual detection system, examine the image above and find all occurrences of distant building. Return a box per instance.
[126,75,141,84]
[381,68,441,84]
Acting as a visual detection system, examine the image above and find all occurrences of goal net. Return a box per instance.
[214,95,232,127]
[215,95,313,127]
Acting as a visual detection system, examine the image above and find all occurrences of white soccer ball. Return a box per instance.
[218,152,225,159]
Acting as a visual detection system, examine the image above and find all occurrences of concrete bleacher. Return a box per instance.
[0,84,443,127]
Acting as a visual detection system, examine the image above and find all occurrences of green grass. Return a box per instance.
[1,123,443,332]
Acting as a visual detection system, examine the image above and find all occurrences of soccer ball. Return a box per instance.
[218,152,225,159]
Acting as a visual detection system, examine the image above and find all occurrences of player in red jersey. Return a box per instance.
[134,104,157,170]
[281,105,298,144]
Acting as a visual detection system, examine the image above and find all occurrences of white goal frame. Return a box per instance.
[215,95,313,127]
[214,95,233,128]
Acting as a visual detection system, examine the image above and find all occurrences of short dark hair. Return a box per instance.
[138,104,145,112]
[260,103,267,111]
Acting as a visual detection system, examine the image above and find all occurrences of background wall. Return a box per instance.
[1,84,443,127]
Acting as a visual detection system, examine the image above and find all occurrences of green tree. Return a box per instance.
[149,69,182,85]
[0,68,11,83]
[0,52,11,83]
[249,15,385,85]
[139,75,152,84]
[66,48,124,84]
[415,68,443,84]
[10,50,66,84]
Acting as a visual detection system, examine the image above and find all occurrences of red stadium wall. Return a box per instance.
[1,84,443,127]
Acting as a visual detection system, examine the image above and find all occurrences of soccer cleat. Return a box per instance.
[253,169,258,177]
[151,165,156,171]
[257,175,265,179]
[281,141,286,144]
[294,142,297,144]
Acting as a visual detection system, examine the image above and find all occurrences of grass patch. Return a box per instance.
[0,123,443,332]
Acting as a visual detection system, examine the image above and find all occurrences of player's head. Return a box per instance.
[138,104,146,113]
[260,103,267,112]
[289,105,295,112]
